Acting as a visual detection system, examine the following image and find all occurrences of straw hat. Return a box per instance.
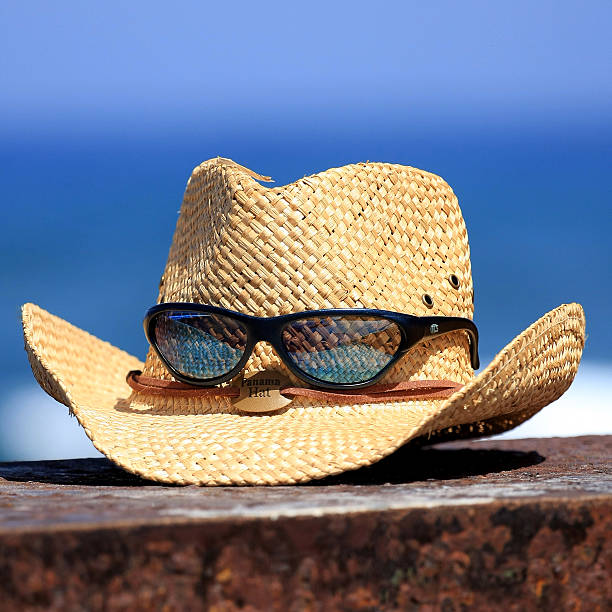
[21,158,585,485]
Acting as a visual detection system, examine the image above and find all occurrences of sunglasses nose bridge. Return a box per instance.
[244,316,277,345]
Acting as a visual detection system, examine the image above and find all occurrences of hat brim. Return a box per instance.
[21,302,585,485]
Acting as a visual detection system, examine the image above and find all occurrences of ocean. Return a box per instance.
[1,122,610,460]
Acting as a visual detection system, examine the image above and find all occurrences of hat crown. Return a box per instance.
[145,158,474,383]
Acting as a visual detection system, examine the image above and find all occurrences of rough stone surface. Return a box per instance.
[0,435,610,611]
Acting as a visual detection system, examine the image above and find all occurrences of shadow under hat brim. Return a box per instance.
[21,302,585,485]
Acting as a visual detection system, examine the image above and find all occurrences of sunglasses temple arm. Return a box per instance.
[419,316,480,370]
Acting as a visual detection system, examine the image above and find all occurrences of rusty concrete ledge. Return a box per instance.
[0,436,610,611]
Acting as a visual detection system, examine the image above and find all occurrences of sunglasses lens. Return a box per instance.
[152,311,247,380]
[281,316,402,384]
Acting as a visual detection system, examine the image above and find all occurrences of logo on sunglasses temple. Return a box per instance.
[430,323,439,334]
[232,370,294,413]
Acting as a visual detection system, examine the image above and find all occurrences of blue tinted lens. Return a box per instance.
[281,316,401,383]
[153,311,247,380]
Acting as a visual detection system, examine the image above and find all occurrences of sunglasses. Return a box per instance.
[143,303,479,390]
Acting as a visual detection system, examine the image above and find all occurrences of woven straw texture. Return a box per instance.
[21,158,586,485]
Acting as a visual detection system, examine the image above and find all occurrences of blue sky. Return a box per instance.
[1,1,611,137]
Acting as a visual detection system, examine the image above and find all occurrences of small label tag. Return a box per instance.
[232,370,293,413]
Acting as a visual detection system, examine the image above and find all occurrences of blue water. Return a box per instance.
[1,121,610,458]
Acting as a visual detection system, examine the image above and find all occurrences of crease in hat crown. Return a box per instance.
[143,157,476,388]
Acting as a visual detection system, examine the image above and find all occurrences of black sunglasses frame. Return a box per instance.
[144,303,480,390]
